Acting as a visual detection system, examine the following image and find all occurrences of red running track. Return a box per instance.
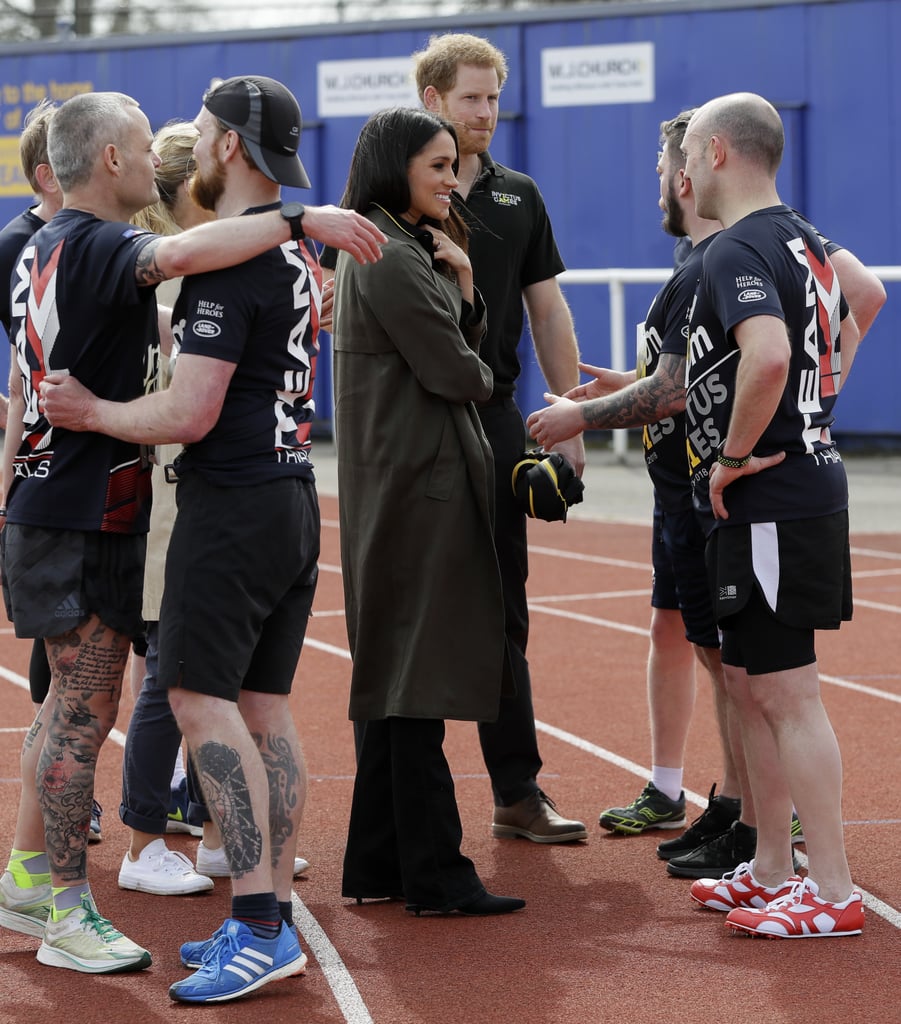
[1,494,899,1024]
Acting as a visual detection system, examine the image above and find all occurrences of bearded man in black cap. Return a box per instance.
[38,76,384,1001]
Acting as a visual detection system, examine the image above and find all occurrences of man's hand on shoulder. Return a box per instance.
[303,206,387,266]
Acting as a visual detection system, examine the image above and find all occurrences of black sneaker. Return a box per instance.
[656,784,741,861]
[598,782,685,835]
[791,811,805,845]
[665,819,757,878]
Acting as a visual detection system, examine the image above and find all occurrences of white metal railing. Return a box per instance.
[559,265,901,459]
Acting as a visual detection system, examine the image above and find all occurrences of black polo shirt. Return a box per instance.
[454,152,565,398]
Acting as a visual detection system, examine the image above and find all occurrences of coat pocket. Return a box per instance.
[424,413,460,501]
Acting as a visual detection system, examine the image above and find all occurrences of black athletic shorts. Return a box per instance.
[158,473,319,702]
[719,587,817,675]
[1,524,145,639]
[651,501,719,649]
[708,511,852,675]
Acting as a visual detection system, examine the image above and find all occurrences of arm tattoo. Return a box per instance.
[194,741,263,878]
[582,352,687,430]
[134,238,169,287]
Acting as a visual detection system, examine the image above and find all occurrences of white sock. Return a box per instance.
[170,745,187,790]
[651,766,683,803]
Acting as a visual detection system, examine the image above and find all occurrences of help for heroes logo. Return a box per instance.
[735,274,767,303]
[192,299,224,339]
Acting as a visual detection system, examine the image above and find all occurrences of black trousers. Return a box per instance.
[342,718,484,911]
[476,399,543,806]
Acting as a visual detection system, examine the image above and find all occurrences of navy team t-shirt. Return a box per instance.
[685,205,849,529]
[7,209,158,533]
[172,205,322,487]
[638,234,715,513]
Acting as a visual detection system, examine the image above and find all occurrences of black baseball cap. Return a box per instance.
[202,75,311,189]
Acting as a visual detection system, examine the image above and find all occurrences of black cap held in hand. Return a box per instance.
[511,449,585,523]
[203,75,311,189]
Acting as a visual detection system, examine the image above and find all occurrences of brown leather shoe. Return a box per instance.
[492,790,588,844]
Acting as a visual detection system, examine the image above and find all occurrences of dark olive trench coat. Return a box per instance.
[333,207,506,723]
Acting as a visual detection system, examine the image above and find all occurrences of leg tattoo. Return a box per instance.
[194,742,263,877]
[40,622,129,881]
[252,731,300,868]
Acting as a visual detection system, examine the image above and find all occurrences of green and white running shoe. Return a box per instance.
[599,782,686,835]
[36,896,152,974]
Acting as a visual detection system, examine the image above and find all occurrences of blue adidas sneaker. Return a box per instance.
[180,922,227,969]
[170,919,307,1003]
[181,920,304,969]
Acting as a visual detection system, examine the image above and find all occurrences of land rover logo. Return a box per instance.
[738,288,766,302]
[194,321,221,337]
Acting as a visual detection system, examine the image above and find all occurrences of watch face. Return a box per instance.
[282,202,304,218]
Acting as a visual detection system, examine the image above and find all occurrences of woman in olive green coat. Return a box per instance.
[332,108,523,916]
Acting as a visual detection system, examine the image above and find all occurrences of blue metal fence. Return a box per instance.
[1,0,896,438]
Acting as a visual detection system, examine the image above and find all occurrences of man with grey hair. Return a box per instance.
[680,91,864,938]
[0,87,384,976]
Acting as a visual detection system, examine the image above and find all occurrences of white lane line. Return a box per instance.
[851,546,901,561]
[819,673,901,705]
[292,892,374,1024]
[528,602,651,639]
[854,598,901,614]
[527,589,652,604]
[528,544,649,572]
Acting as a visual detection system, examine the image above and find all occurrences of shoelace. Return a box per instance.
[156,849,196,873]
[198,927,242,969]
[721,861,753,882]
[630,786,655,809]
[764,878,811,910]
[536,790,558,811]
[683,785,718,828]
[80,900,124,941]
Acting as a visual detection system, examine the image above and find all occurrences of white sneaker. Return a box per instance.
[118,838,214,896]
[195,841,310,878]
[37,897,152,973]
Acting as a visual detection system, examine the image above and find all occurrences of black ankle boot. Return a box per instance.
[406,891,526,917]
[457,892,526,916]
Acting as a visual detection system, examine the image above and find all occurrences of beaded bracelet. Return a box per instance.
[716,449,752,470]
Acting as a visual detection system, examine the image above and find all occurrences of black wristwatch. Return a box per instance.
[280,202,306,240]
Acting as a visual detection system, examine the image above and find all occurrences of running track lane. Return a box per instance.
[1,498,899,1023]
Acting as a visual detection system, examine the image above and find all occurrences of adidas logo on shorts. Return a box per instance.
[54,593,84,619]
